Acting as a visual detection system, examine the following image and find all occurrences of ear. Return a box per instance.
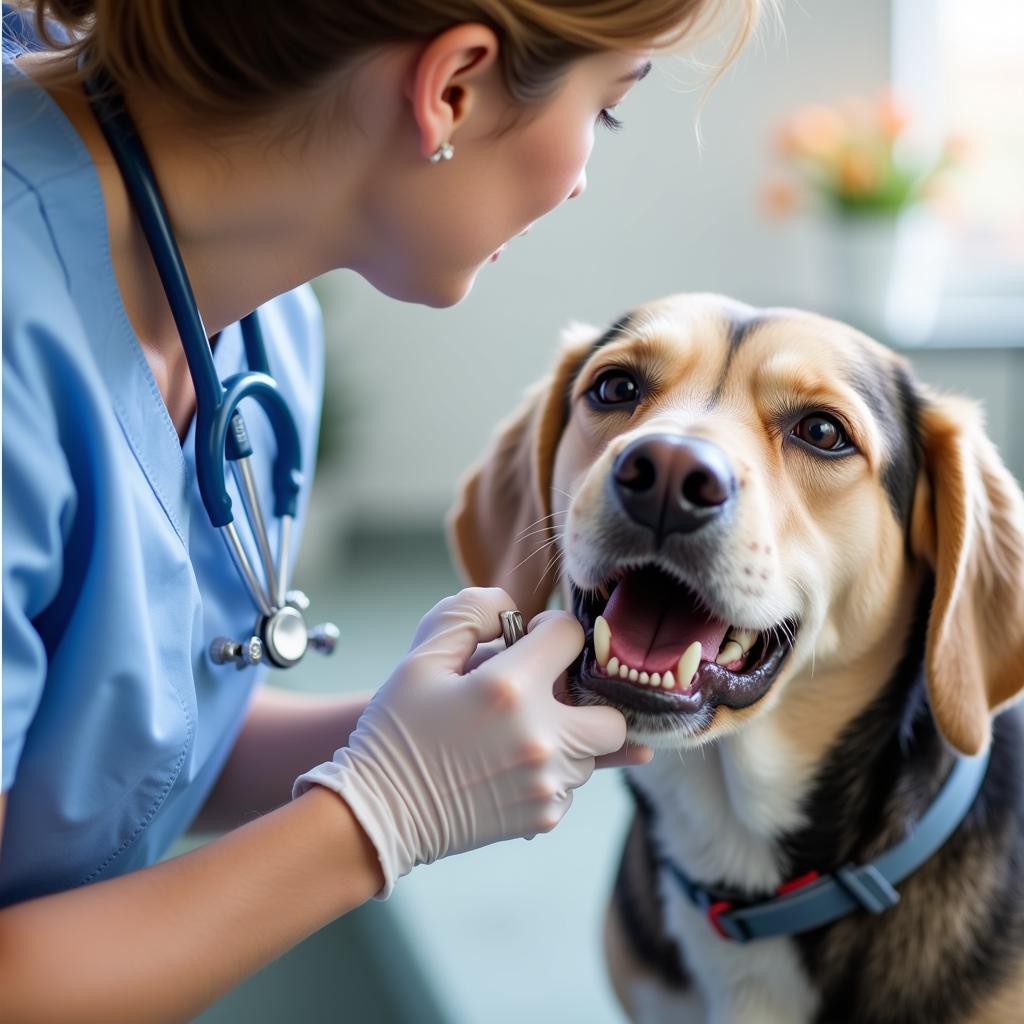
[407,23,499,160]
[445,324,597,622]
[911,390,1024,755]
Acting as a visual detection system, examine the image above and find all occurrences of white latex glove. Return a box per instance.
[293,587,633,898]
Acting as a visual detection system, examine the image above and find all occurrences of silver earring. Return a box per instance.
[429,141,454,164]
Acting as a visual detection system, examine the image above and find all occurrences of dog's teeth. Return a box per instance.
[716,640,744,666]
[619,664,629,679]
[728,628,757,652]
[628,668,639,682]
[594,615,611,668]
[677,642,702,690]
[639,671,649,684]
[661,670,675,689]
[650,672,661,687]
[606,656,620,677]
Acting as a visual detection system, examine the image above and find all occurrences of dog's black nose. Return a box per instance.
[611,434,735,540]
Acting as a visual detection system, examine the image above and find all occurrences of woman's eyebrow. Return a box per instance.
[619,59,653,84]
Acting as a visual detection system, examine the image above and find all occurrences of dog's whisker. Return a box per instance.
[515,523,569,543]
[506,534,562,578]
[549,485,578,502]
[512,510,569,542]
[532,548,565,596]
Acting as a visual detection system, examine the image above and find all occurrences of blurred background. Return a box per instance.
[187,0,1023,1020]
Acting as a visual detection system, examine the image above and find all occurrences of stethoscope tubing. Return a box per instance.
[78,58,336,666]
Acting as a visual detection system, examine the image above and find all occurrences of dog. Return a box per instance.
[446,293,1024,1024]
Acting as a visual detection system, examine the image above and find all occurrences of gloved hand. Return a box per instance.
[293,587,636,897]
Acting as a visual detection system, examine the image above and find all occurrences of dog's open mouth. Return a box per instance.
[568,564,796,722]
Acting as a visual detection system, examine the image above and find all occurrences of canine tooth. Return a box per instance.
[594,616,611,668]
[677,641,702,689]
[662,670,675,689]
[729,628,757,652]
[650,672,661,687]
[619,664,629,679]
[628,668,639,682]
[716,640,744,666]
[639,672,649,684]
[606,656,620,677]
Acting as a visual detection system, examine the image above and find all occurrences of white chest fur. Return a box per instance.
[625,717,822,1023]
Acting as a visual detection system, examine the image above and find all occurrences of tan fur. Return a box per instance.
[911,397,1024,754]
[446,326,594,623]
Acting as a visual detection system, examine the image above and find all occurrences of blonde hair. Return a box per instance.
[15,1,763,126]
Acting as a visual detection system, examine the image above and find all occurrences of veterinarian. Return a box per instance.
[1,1,759,1018]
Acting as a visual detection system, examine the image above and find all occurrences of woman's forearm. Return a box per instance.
[191,684,372,832]
[0,786,383,1024]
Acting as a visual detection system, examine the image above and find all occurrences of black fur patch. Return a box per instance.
[711,311,778,403]
[614,787,692,990]
[850,360,924,530]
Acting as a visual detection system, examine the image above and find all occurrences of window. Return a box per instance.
[893,0,1024,340]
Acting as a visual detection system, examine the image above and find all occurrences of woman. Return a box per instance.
[1,1,760,1019]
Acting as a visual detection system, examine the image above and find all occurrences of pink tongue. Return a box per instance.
[602,567,730,674]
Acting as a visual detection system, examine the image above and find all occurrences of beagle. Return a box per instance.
[447,294,1024,1024]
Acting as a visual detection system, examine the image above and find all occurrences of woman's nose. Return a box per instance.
[569,169,587,200]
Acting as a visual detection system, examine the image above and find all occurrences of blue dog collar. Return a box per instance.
[657,747,991,943]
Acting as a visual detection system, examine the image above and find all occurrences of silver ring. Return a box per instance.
[500,610,526,647]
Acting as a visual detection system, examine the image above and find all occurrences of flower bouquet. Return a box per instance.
[763,91,967,341]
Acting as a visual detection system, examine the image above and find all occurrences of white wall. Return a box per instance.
[312,0,920,529]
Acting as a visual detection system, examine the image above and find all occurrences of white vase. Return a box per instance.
[822,208,950,343]
[822,212,900,339]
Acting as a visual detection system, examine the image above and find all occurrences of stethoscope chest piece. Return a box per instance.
[211,590,340,670]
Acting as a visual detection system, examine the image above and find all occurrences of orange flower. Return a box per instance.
[837,94,873,135]
[836,148,882,196]
[877,89,910,140]
[942,132,975,164]
[919,175,964,224]
[778,104,846,162]
[760,180,800,218]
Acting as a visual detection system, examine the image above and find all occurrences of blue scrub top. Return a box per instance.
[1,54,324,906]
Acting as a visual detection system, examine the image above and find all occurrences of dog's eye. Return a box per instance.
[792,413,848,451]
[590,370,640,407]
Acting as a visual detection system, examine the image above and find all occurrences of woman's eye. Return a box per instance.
[597,108,624,132]
[590,370,639,406]
[792,413,849,452]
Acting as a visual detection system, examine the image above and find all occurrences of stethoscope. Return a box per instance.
[81,61,338,671]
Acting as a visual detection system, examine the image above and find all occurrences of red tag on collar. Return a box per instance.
[776,870,821,897]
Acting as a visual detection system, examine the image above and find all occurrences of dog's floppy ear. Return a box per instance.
[911,390,1024,755]
[446,324,597,622]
